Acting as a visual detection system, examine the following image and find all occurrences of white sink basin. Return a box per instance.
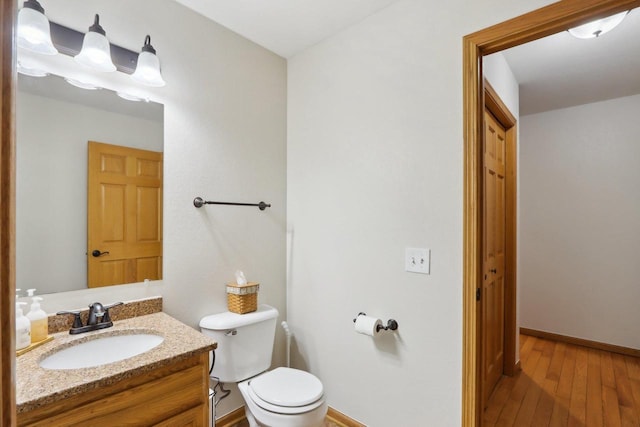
[40,333,164,370]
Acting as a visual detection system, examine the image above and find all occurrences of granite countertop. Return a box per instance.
[16,312,217,414]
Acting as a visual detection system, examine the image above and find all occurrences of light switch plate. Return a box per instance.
[405,247,430,274]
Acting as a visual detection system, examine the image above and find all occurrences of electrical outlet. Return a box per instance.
[405,247,430,274]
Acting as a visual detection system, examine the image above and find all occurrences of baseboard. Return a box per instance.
[520,327,640,358]
[215,407,245,427]
[215,406,365,427]
[326,407,367,427]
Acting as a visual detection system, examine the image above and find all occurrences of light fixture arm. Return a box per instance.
[22,0,44,14]
[141,35,156,55]
[88,14,106,36]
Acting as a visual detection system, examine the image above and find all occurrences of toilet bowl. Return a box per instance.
[238,367,327,427]
[199,305,328,427]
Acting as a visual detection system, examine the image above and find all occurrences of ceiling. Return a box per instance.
[175,2,640,116]
[500,8,640,115]
[173,0,402,58]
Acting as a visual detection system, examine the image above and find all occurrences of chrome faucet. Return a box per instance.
[87,302,106,325]
[57,301,123,335]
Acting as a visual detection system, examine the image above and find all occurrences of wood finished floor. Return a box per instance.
[484,334,640,427]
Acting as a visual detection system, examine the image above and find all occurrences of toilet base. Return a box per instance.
[243,406,259,427]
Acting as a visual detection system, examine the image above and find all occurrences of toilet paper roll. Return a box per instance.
[354,315,382,337]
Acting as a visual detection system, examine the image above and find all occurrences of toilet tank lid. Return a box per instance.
[200,304,278,330]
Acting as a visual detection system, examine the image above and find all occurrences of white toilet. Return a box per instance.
[200,305,327,427]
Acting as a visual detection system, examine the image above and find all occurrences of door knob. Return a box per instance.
[490,268,497,273]
[91,250,110,257]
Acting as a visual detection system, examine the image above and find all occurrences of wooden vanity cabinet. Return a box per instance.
[18,352,210,426]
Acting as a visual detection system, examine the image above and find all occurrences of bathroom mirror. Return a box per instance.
[16,73,164,294]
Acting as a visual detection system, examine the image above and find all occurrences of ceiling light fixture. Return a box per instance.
[17,0,58,55]
[74,14,116,72]
[131,36,166,87]
[568,10,629,39]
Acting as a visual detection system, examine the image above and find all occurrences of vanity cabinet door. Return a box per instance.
[156,404,208,426]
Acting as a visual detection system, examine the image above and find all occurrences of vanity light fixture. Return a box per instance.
[568,10,629,39]
[116,92,148,102]
[17,61,48,77]
[131,36,166,87]
[18,9,166,86]
[74,14,116,72]
[17,0,58,55]
[64,77,101,91]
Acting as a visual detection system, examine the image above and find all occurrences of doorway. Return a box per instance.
[462,0,640,425]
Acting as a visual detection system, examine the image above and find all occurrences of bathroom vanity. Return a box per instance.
[16,312,216,426]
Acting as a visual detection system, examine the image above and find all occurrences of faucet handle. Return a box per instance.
[102,302,123,323]
[57,310,83,329]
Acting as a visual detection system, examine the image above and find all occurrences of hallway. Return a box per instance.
[484,334,640,426]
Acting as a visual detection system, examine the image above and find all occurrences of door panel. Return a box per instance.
[136,187,161,241]
[88,141,163,288]
[101,184,126,242]
[482,109,507,405]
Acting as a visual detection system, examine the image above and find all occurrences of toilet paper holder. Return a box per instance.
[353,312,399,332]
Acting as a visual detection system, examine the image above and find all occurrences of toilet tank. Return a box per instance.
[199,304,279,382]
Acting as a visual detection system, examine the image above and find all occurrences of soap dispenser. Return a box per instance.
[16,302,31,350]
[27,296,48,343]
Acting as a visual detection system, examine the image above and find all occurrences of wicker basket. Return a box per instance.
[226,282,259,314]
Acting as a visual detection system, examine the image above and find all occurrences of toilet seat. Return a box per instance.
[247,367,324,415]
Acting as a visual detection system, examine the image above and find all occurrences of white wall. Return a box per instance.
[519,93,640,350]
[287,1,550,425]
[484,52,520,119]
[16,91,163,294]
[19,0,287,416]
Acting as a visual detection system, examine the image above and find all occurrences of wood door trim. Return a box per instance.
[463,1,640,425]
[0,0,16,425]
[484,81,515,129]
[503,115,517,379]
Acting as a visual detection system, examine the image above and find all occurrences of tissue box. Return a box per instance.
[226,282,259,314]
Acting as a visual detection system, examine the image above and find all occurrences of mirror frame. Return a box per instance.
[462,0,640,425]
